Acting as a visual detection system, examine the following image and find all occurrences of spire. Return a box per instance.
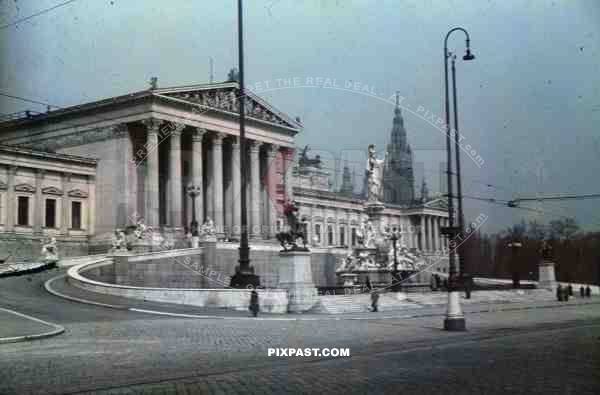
[420,179,429,203]
[339,160,354,197]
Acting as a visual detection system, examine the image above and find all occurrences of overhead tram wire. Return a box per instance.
[0,92,60,109]
[0,0,81,31]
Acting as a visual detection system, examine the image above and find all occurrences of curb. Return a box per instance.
[0,307,65,345]
[44,274,600,322]
[0,261,57,279]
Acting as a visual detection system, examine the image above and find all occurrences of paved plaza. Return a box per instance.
[1,270,599,394]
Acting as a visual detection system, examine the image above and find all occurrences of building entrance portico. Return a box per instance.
[0,82,303,249]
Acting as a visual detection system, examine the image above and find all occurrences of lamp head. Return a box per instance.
[463,48,475,61]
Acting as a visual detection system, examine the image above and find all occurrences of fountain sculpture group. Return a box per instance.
[336,144,426,289]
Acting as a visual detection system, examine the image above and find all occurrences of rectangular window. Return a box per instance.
[17,196,29,226]
[71,201,81,229]
[45,199,56,228]
[340,227,345,246]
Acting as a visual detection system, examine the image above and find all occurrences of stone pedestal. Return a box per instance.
[365,202,388,265]
[538,260,557,290]
[277,251,318,313]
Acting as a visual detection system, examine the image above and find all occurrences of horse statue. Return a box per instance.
[276,199,308,251]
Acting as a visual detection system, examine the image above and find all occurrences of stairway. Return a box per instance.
[314,293,422,314]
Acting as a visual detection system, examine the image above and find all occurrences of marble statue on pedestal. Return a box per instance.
[110,230,127,252]
[367,144,386,203]
[199,218,217,242]
[41,237,58,262]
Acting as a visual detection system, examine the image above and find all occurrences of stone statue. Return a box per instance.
[41,237,58,262]
[298,145,322,169]
[356,219,376,248]
[200,218,217,241]
[367,144,386,203]
[111,230,126,251]
[276,199,308,251]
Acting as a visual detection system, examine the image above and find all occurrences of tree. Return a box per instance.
[549,218,579,240]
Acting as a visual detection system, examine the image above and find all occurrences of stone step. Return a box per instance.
[57,254,108,268]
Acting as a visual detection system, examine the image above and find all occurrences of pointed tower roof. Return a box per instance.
[420,179,429,203]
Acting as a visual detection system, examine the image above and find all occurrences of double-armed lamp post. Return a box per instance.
[441,27,475,331]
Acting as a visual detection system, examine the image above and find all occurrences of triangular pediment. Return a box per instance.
[42,186,63,196]
[423,198,448,210]
[68,188,88,198]
[154,83,302,130]
[15,183,36,193]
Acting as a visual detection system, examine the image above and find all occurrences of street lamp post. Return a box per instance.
[230,0,259,288]
[386,227,401,291]
[508,241,523,288]
[442,27,475,331]
[186,185,201,237]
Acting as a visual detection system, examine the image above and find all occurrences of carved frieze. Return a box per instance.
[168,87,296,128]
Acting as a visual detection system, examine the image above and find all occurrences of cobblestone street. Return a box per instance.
[1,271,600,394]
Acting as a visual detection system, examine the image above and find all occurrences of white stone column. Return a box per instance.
[433,216,440,252]
[231,137,241,239]
[61,172,70,235]
[88,176,96,236]
[211,133,226,238]
[205,148,213,223]
[34,169,43,234]
[249,140,262,239]
[428,216,434,252]
[265,144,280,239]
[169,128,183,230]
[419,215,425,251]
[142,118,161,227]
[190,128,206,228]
[6,166,16,232]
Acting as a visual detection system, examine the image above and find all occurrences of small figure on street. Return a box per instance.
[580,286,585,297]
[249,290,259,317]
[371,290,380,312]
[564,286,570,301]
[567,284,573,296]
[556,284,563,301]
[366,276,372,291]
[585,285,592,298]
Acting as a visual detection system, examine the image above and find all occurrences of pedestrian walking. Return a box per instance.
[556,284,563,301]
[567,284,573,296]
[371,290,380,312]
[585,285,592,298]
[366,276,372,291]
[580,286,585,297]
[249,290,259,317]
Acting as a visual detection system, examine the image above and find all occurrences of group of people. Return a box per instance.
[556,283,593,301]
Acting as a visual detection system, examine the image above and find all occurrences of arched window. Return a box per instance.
[351,228,357,246]
[327,225,334,246]
[314,224,321,244]
[339,226,345,246]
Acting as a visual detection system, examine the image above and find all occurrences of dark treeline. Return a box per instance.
[460,218,600,285]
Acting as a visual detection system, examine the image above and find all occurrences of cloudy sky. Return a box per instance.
[1,0,599,233]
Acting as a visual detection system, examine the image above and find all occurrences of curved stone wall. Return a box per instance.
[67,254,289,313]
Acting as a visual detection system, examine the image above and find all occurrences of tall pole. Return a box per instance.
[451,56,466,279]
[442,27,473,331]
[231,0,259,288]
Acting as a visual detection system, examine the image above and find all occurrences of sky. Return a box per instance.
[1,0,599,234]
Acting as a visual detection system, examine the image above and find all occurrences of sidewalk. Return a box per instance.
[45,273,600,321]
[0,307,64,344]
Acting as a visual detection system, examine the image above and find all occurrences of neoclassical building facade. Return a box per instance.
[0,82,299,251]
[0,81,448,263]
